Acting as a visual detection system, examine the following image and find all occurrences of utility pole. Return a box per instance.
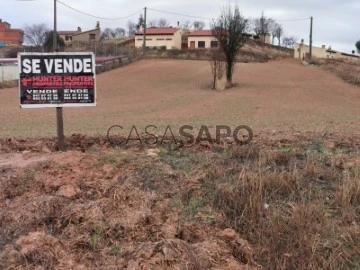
[54,0,65,150]
[261,11,266,43]
[143,6,147,55]
[309,16,313,61]
[53,0,57,52]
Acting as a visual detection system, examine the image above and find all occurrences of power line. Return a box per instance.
[57,0,142,20]
[148,7,310,23]
[277,18,310,22]
[57,1,309,24]
[147,7,212,21]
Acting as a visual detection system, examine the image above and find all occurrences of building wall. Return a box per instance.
[294,43,360,62]
[172,30,182,50]
[294,43,336,60]
[72,29,101,42]
[135,30,182,50]
[339,53,360,62]
[59,33,79,44]
[0,65,18,82]
[265,34,271,44]
[188,36,218,49]
[258,33,271,44]
[0,20,23,46]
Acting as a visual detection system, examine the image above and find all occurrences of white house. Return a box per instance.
[188,30,218,49]
[294,39,360,61]
[135,27,182,50]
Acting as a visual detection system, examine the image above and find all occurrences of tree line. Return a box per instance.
[23,24,65,52]
[24,12,297,48]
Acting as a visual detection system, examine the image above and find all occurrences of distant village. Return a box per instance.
[0,16,359,62]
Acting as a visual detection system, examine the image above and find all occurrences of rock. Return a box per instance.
[218,228,237,240]
[103,164,115,179]
[41,146,52,154]
[147,149,160,157]
[56,185,80,198]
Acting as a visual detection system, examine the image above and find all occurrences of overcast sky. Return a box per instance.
[2,0,359,53]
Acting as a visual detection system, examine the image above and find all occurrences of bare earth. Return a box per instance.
[0,58,359,138]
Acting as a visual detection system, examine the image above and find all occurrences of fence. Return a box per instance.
[64,41,137,60]
[0,59,18,83]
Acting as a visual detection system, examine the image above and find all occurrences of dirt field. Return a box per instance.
[1,59,360,269]
[1,58,360,138]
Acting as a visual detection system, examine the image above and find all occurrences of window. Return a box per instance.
[89,34,96,40]
[166,38,172,41]
[198,41,205,48]
[210,41,218,48]
[157,38,165,41]
[65,35,72,41]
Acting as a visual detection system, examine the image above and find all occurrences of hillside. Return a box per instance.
[145,39,293,62]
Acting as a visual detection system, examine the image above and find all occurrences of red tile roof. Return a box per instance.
[188,30,213,37]
[135,27,180,35]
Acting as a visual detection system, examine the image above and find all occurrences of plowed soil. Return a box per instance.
[1,59,360,138]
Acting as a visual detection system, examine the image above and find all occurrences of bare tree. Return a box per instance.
[43,31,65,52]
[102,27,126,39]
[148,19,157,27]
[181,20,192,30]
[193,21,205,30]
[158,18,170,27]
[356,40,360,54]
[24,23,49,46]
[101,27,112,39]
[271,23,283,46]
[209,48,226,89]
[270,23,277,45]
[212,5,248,88]
[253,14,274,43]
[127,21,137,36]
[114,28,126,38]
[274,25,283,46]
[137,14,145,30]
[282,36,297,48]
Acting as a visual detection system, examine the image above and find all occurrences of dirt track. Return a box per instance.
[0,59,360,138]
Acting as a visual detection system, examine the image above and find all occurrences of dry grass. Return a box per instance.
[310,58,360,86]
[199,143,360,270]
[0,135,360,269]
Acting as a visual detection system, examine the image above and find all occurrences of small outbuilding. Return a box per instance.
[187,30,218,49]
[135,27,182,50]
